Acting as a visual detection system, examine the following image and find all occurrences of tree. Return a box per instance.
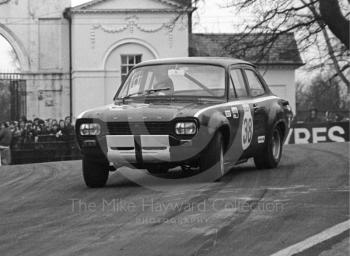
[319,0,349,48]
[296,74,347,113]
[189,0,350,89]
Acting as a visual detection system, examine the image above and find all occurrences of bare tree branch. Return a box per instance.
[302,0,350,89]
[319,0,350,48]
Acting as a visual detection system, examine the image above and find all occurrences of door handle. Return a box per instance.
[253,103,262,113]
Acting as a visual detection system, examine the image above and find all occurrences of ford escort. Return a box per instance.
[76,57,293,187]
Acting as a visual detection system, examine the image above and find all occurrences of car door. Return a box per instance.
[242,68,269,153]
[227,67,253,160]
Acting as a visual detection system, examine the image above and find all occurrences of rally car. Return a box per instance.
[76,57,293,187]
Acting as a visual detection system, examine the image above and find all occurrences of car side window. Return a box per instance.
[230,69,248,98]
[244,69,266,97]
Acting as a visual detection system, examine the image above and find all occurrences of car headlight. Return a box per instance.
[80,123,101,136]
[175,122,197,135]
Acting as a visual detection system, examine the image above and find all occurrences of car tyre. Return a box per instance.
[254,124,283,169]
[199,132,225,181]
[82,157,109,188]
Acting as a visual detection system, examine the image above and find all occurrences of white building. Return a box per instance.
[0,0,302,120]
[68,0,192,115]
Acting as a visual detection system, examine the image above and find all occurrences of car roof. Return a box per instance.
[135,57,255,68]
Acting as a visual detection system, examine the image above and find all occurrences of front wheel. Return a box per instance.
[254,125,283,169]
[82,157,109,188]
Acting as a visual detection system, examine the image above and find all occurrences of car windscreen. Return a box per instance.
[116,64,226,99]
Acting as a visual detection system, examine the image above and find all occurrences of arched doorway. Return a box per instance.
[103,39,158,104]
[0,24,30,72]
[0,34,26,122]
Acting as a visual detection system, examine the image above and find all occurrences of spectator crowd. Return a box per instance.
[4,116,75,148]
[0,116,76,165]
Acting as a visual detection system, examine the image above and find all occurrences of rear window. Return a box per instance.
[245,69,266,97]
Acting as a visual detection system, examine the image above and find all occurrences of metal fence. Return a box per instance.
[11,135,81,165]
[0,73,26,122]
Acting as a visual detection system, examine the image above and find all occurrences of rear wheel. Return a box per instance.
[254,125,283,169]
[82,157,109,188]
[199,132,225,181]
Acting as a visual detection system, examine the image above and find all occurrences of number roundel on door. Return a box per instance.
[242,104,253,150]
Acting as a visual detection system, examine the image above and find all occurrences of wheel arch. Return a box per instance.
[275,120,287,141]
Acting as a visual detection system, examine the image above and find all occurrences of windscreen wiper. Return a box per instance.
[144,87,171,95]
[120,92,146,104]
[120,88,171,103]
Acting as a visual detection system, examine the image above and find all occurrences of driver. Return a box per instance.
[152,68,174,94]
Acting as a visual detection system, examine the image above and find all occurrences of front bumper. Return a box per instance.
[79,134,207,168]
[106,135,171,164]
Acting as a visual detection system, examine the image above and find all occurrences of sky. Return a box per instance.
[0,38,14,72]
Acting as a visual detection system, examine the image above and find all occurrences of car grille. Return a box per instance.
[106,122,173,135]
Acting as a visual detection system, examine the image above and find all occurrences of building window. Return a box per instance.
[121,55,142,83]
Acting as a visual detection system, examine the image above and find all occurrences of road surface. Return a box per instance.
[0,143,349,256]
